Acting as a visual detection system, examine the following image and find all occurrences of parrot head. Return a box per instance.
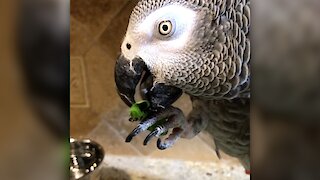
[115,0,213,109]
[121,2,202,75]
[115,0,250,109]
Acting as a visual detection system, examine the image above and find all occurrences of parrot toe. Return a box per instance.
[125,116,158,142]
[156,128,183,150]
[143,126,165,145]
[157,138,168,150]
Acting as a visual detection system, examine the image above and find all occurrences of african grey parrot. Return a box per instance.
[114,0,250,172]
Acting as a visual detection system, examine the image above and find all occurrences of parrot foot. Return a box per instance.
[125,106,186,150]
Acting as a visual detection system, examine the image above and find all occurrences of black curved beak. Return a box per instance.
[114,54,183,110]
[114,55,147,106]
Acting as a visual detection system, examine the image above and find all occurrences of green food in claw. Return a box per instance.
[129,100,168,135]
[129,100,150,120]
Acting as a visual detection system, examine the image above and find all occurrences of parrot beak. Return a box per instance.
[115,54,147,106]
[115,54,183,110]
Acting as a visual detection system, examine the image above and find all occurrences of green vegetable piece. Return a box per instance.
[130,100,150,120]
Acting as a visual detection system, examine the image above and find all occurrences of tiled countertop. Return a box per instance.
[91,155,249,180]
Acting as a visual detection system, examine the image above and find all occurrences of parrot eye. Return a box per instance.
[158,20,173,36]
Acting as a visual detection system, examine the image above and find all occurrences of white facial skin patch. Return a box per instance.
[121,4,198,67]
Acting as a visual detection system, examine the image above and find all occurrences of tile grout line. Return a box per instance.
[70,16,97,57]
[104,120,143,156]
[79,56,90,108]
[86,119,143,156]
[70,56,90,108]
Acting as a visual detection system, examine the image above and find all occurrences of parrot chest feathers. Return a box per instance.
[192,97,250,157]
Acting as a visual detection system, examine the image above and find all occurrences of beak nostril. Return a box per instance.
[126,43,132,50]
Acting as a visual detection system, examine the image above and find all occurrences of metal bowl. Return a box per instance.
[70,138,104,180]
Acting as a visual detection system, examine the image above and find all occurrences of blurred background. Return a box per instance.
[0,0,69,179]
[252,0,320,179]
[0,0,319,179]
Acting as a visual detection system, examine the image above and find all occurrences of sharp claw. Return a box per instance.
[125,125,143,142]
[125,117,158,143]
[129,117,141,122]
[157,138,168,150]
[143,127,160,145]
[125,135,133,143]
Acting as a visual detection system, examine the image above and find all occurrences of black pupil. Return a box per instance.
[162,24,169,32]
